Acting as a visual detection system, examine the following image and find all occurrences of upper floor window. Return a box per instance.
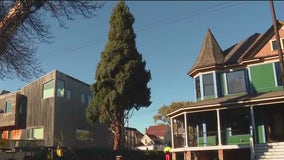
[43,80,54,99]
[56,79,65,98]
[81,93,86,103]
[226,70,246,94]
[203,73,214,96]
[5,101,12,114]
[195,77,201,99]
[274,62,282,86]
[271,39,284,51]
[66,89,72,100]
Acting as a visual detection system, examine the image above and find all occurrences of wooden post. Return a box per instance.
[116,155,123,160]
[185,151,191,160]
[218,149,224,160]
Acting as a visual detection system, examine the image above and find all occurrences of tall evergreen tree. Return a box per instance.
[86,1,151,150]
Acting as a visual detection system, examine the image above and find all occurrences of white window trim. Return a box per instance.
[225,70,247,95]
[200,72,216,100]
[270,38,284,51]
[213,72,218,98]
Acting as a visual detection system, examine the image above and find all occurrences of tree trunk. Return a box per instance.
[113,123,121,150]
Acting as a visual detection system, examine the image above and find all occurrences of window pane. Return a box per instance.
[226,70,246,94]
[5,101,12,113]
[275,62,282,86]
[33,128,44,139]
[81,93,86,103]
[195,77,201,99]
[203,73,214,96]
[56,80,65,97]
[43,80,54,98]
[27,129,33,139]
[76,129,90,141]
[272,40,278,50]
[66,89,72,100]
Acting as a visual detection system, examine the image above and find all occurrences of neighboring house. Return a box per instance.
[168,21,284,160]
[124,127,144,150]
[146,125,171,145]
[0,70,112,150]
[138,125,171,151]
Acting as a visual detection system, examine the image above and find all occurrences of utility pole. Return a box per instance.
[270,0,284,90]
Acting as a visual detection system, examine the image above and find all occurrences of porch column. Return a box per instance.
[170,117,174,148]
[184,112,188,147]
[250,106,257,143]
[217,109,222,145]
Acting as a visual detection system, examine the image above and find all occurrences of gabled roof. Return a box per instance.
[188,29,223,76]
[242,20,284,60]
[146,125,170,138]
[223,33,261,64]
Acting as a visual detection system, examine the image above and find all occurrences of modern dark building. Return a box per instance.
[0,70,112,150]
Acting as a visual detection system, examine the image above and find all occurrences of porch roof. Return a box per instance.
[168,91,284,117]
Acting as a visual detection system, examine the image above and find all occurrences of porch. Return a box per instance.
[170,101,284,160]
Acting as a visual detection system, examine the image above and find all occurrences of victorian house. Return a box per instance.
[168,21,284,160]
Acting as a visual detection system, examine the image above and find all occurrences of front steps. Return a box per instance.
[253,142,284,160]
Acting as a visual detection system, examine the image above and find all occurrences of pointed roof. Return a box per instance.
[188,29,224,77]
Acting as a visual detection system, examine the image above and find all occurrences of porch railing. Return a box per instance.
[174,129,252,148]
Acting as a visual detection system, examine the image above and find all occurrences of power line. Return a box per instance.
[39,1,248,60]
[135,1,248,32]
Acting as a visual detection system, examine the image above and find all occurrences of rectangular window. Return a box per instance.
[195,77,201,99]
[43,80,54,98]
[81,93,86,103]
[226,70,246,94]
[76,129,91,141]
[271,39,284,51]
[66,89,72,100]
[56,80,65,97]
[5,101,12,114]
[275,62,282,86]
[27,127,44,139]
[203,73,214,96]
[271,40,278,51]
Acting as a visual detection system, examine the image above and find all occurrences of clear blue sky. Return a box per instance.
[1,1,284,133]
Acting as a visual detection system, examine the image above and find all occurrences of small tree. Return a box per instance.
[153,101,193,125]
[86,1,151,150]
[0,1,102,80]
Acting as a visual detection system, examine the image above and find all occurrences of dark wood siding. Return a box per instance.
[0,92,26,130]
[21,71,56,146]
